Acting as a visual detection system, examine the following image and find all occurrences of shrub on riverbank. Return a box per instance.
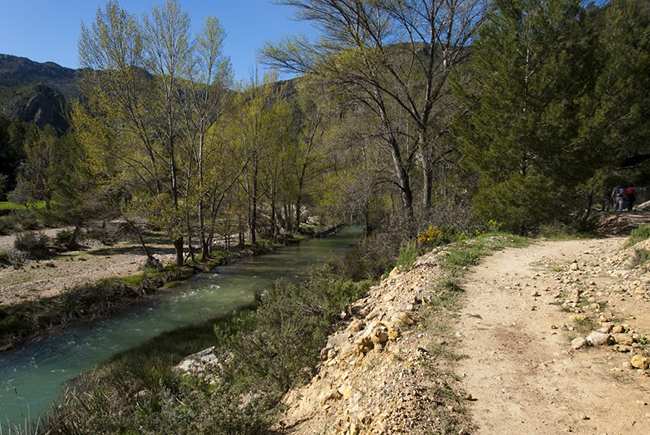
[41,267,371,435]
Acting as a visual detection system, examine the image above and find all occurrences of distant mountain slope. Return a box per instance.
[0,54,78,98]
[0,54,80,130]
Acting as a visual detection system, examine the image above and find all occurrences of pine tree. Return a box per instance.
[454,0,597,232]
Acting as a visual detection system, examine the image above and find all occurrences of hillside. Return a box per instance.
[0,54,78,97]
[0,54,79,129]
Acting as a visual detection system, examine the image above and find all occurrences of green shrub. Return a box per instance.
[17,211,43,231]
[84,228,118,245]
[396,239,420,271]
[54,229,81,250]
[537,221,570,239]
[0,214,17,235]
[0,250,10,267]
[627,225,650,247]
[14,231,50,259]
[328,231,402,281]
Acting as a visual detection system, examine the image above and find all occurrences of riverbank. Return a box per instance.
[0,224,333,351]
[1,226,363,432]
[276,215,650,435]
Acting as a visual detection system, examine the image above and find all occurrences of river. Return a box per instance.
[0,227,360,427]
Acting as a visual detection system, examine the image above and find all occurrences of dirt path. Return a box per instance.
[457,233,650,434]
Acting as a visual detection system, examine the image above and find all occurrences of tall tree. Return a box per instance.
[178,15,233,260]
[76,0,232,265]
[10,124,57,209]
[453,0,597,232]
[581,0,650,167]
[264,0,488,227]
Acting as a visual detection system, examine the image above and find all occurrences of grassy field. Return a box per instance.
[0,201,46,211]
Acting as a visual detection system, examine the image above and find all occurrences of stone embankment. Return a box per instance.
[178,248,471,434]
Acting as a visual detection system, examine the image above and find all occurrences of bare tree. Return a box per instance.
[264,0,488,225]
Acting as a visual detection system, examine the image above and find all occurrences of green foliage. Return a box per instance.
[580,0,650,164]
[396,239,420,271]
[627,225,650,247]
[453,0,606,233]
[54,229,78,250]
[0,201,27,210]
[0,201,46,211]
[443,234,530,273]
[0,250,10,267]
[328,231,403,281]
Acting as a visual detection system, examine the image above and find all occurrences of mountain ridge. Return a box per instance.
[0,54,80,130]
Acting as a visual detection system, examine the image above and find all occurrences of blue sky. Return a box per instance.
[0,0,317,82]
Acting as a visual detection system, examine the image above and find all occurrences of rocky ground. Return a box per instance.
[0,226,177,306]
[254,213,650,434]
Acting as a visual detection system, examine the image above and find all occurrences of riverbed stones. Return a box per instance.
[572,337,587,350]
[613,333,634,346]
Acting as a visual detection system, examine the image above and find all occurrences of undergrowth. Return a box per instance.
[626,225,650,247]
[442,232,529,275]
[35,258,374,434]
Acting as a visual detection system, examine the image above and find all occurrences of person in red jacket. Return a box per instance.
[624,185,637,211]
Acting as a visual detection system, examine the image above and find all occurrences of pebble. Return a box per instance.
[571,337,587,350]
[586,332,610,346]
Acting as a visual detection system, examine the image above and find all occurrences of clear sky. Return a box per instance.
[0,0,316,82]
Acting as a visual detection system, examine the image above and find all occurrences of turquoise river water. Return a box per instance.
[0,227,360,428]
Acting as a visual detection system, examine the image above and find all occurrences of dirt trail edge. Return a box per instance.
[262,219,650,434]
[458,235,650,434]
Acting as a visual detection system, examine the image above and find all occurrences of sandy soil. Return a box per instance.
[0,229,176,307]
[457,216,650,434]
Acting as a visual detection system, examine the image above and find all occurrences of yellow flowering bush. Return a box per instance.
[417,225,444,248]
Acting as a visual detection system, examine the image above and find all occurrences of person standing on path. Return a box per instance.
[612,185,625,212]
[624,184,637,211]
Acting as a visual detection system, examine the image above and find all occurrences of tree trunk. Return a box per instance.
[422,171,433,210]
[387,136,415,229]
[173,237,184,266]
[250,163,258,245]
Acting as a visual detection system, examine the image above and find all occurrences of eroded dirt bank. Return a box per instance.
[275,217,650,435]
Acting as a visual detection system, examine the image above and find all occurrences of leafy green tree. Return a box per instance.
[179,15,233,259]
[232,73,293,244]
[76,0,232,265]
[454,0,597,232]
[581,0,650,168]
[0,118,27,200]
[11,124,57,209]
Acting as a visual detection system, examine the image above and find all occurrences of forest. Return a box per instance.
[1,0,649,267]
